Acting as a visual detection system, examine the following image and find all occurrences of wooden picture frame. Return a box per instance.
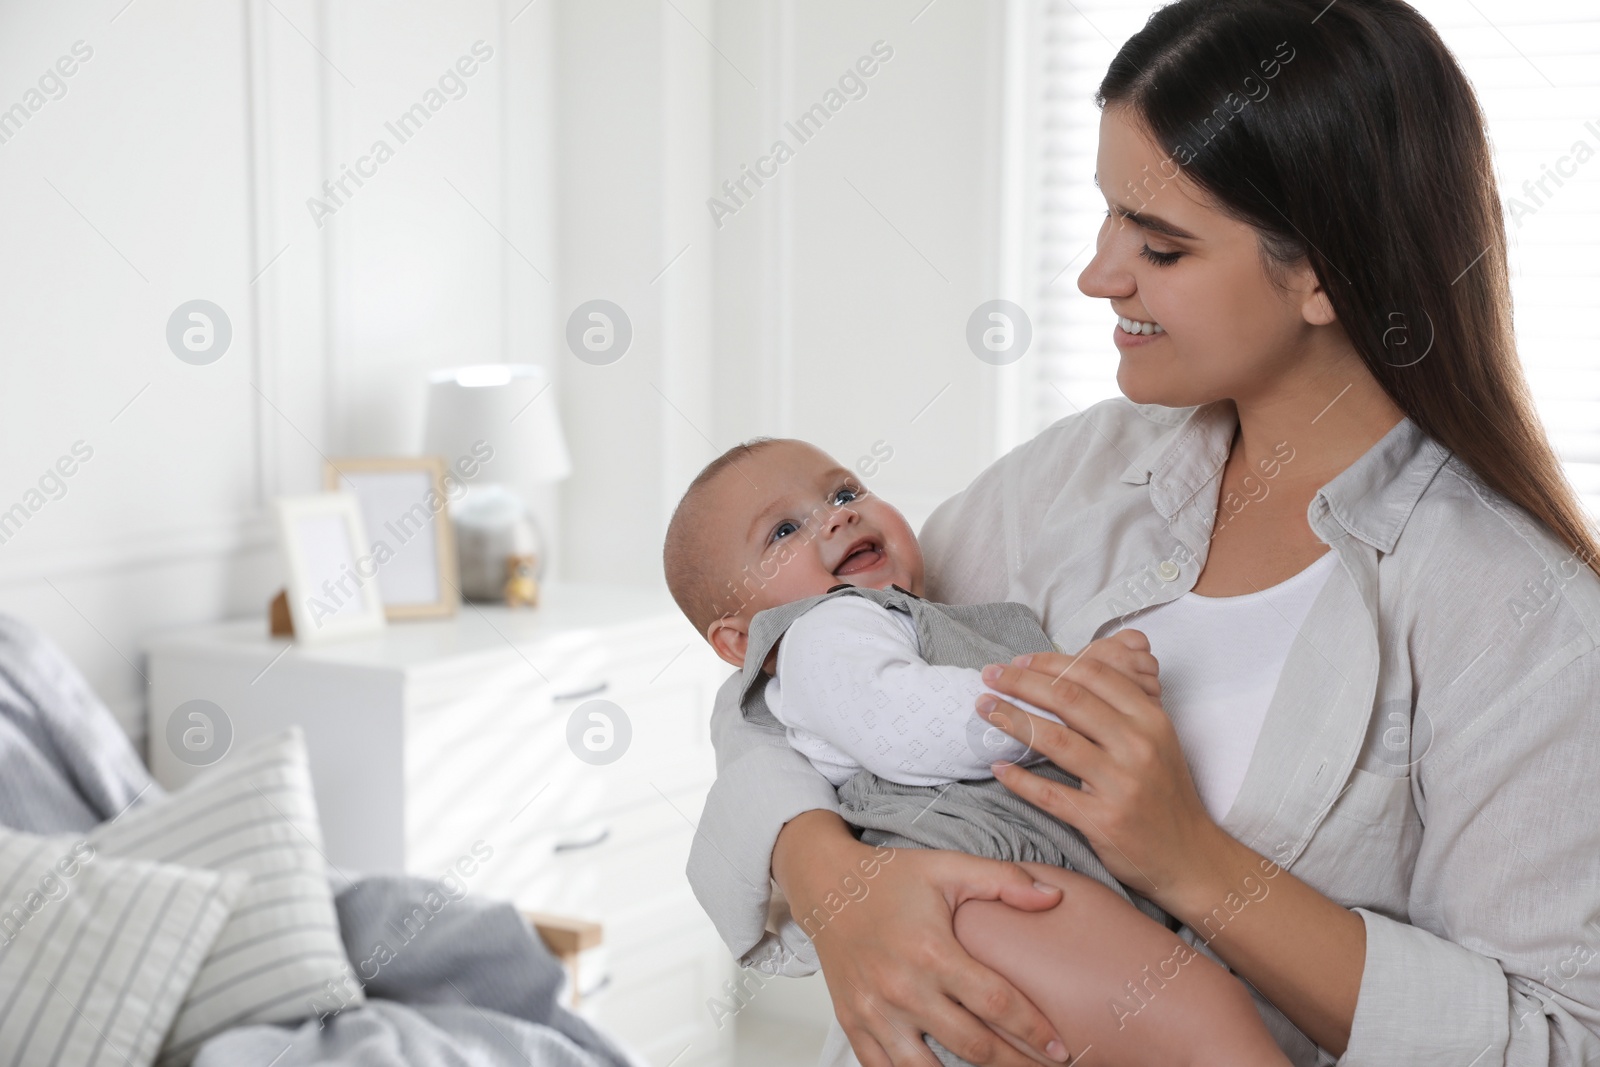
[273,493,388,643]
[323,457,460,620]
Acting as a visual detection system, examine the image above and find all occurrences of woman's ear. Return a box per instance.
[1297,268,1338,326]
[707,616,750,669]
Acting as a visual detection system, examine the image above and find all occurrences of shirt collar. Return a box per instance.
[1316,414,1451,553]
[1117,402,1233,521]
[1118,401,1451,554]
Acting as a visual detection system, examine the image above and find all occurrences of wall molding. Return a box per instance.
[0,1,284,594]
[771,0,796,438]
[992,0,1031,457]
[0,512,276,588]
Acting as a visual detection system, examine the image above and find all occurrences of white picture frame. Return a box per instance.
[323,457,460,620]
[274,493,388,643]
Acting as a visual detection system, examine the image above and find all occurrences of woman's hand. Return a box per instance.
[977,629,1229,907]
[982,632,1367,1053]
[773,810,1072,1067]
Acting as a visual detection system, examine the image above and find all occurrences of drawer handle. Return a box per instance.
[553,827,611,853]
[553,681,609,702]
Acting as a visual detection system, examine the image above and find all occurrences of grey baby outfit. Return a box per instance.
[738,583,1170,1067]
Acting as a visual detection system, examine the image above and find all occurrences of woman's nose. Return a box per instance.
[1078,216,1135,301]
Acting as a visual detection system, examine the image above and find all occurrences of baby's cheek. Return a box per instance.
[759,553,840,604]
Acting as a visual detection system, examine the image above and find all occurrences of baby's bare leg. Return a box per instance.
[952,864,1289,1067]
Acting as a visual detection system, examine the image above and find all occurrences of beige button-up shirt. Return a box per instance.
[687,398,1600,1065]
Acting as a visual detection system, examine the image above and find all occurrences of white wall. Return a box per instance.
[0,0,562,744]
[707,0,1014,532]
[0,0,277,741]
[553,0,716,586]
[0,0,1013,748]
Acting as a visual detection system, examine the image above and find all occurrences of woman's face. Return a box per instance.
[1077,105,1327,408]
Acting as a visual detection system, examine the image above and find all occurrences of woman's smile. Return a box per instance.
[1114,313,1167,348]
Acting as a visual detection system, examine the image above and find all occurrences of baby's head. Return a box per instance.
[663,438,923,669]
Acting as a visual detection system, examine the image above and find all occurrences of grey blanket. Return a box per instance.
[0,615,158,832]
[0,615,635,1067]
[195,878,635,1067]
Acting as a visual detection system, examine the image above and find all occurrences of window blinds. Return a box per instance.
[1026,0,1600,519]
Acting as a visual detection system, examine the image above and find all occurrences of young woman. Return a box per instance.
[686,1,1600,1064]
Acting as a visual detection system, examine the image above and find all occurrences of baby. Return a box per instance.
[664,438,1289,1067]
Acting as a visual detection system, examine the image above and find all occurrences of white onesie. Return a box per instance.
[761,596,1060,787]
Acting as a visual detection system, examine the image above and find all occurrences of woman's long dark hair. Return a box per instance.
[1100,0,1600,578]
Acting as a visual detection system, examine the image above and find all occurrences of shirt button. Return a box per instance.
[1156,559,1181,582]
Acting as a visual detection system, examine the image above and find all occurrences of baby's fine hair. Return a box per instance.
[662,437,784,636]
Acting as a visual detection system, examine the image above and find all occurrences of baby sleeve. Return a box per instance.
[771,596,1058,787]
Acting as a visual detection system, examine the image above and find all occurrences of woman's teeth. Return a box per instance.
[1117,315,1165,336]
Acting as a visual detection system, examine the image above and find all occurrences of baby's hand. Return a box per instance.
[1024,629,1160,698]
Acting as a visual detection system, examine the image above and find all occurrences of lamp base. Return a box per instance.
[454,485,546,602]
[504,556,540,608]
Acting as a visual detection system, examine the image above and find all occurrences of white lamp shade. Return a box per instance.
[422,364,572,492]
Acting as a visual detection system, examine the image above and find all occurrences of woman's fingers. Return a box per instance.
[936,856,1071,1060]
[839,1022,897,1067]
[985,869,1067,913]
[835,953,1060,1067]
[849,1004,943,1067]
[991,760,1101,832]
[888,994,1043,1067]
[985,654,1158,745]
[809,847,1070,1067]
[979,661,1127,753]
[843,1012,927,1067]
[943,953,1070,1066]
[1109,626,1150,652]
[977,699,1111,786]
[938,847,1066,915]
[1022,645,1159,699]
[1023,634,1161,698]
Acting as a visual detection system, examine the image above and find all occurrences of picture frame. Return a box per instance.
[273,493,388,643]
[323,456,460,620]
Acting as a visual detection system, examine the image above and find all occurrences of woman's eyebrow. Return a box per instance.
[1110,202,1199,241]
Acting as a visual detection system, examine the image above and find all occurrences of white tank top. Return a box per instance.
[1101,550,1340,822]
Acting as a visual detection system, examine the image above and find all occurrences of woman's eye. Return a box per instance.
[1138,244,1182,267]
[769,520,799,544]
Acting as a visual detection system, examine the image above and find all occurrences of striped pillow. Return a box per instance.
[0,828,243,1067]
[88,728,362,1065]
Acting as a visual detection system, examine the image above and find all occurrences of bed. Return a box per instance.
[0,614,644,1067]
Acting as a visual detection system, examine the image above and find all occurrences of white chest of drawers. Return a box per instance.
[145,584,738,1067]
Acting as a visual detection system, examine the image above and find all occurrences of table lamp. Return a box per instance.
[422,364,571,604]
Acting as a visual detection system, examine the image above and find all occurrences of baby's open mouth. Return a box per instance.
[833,538,885,576]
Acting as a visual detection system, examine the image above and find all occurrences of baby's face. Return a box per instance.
[705,441,923,627]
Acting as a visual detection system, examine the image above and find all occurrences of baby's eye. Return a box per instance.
[768,520,799,544]
[831,485,861,506]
